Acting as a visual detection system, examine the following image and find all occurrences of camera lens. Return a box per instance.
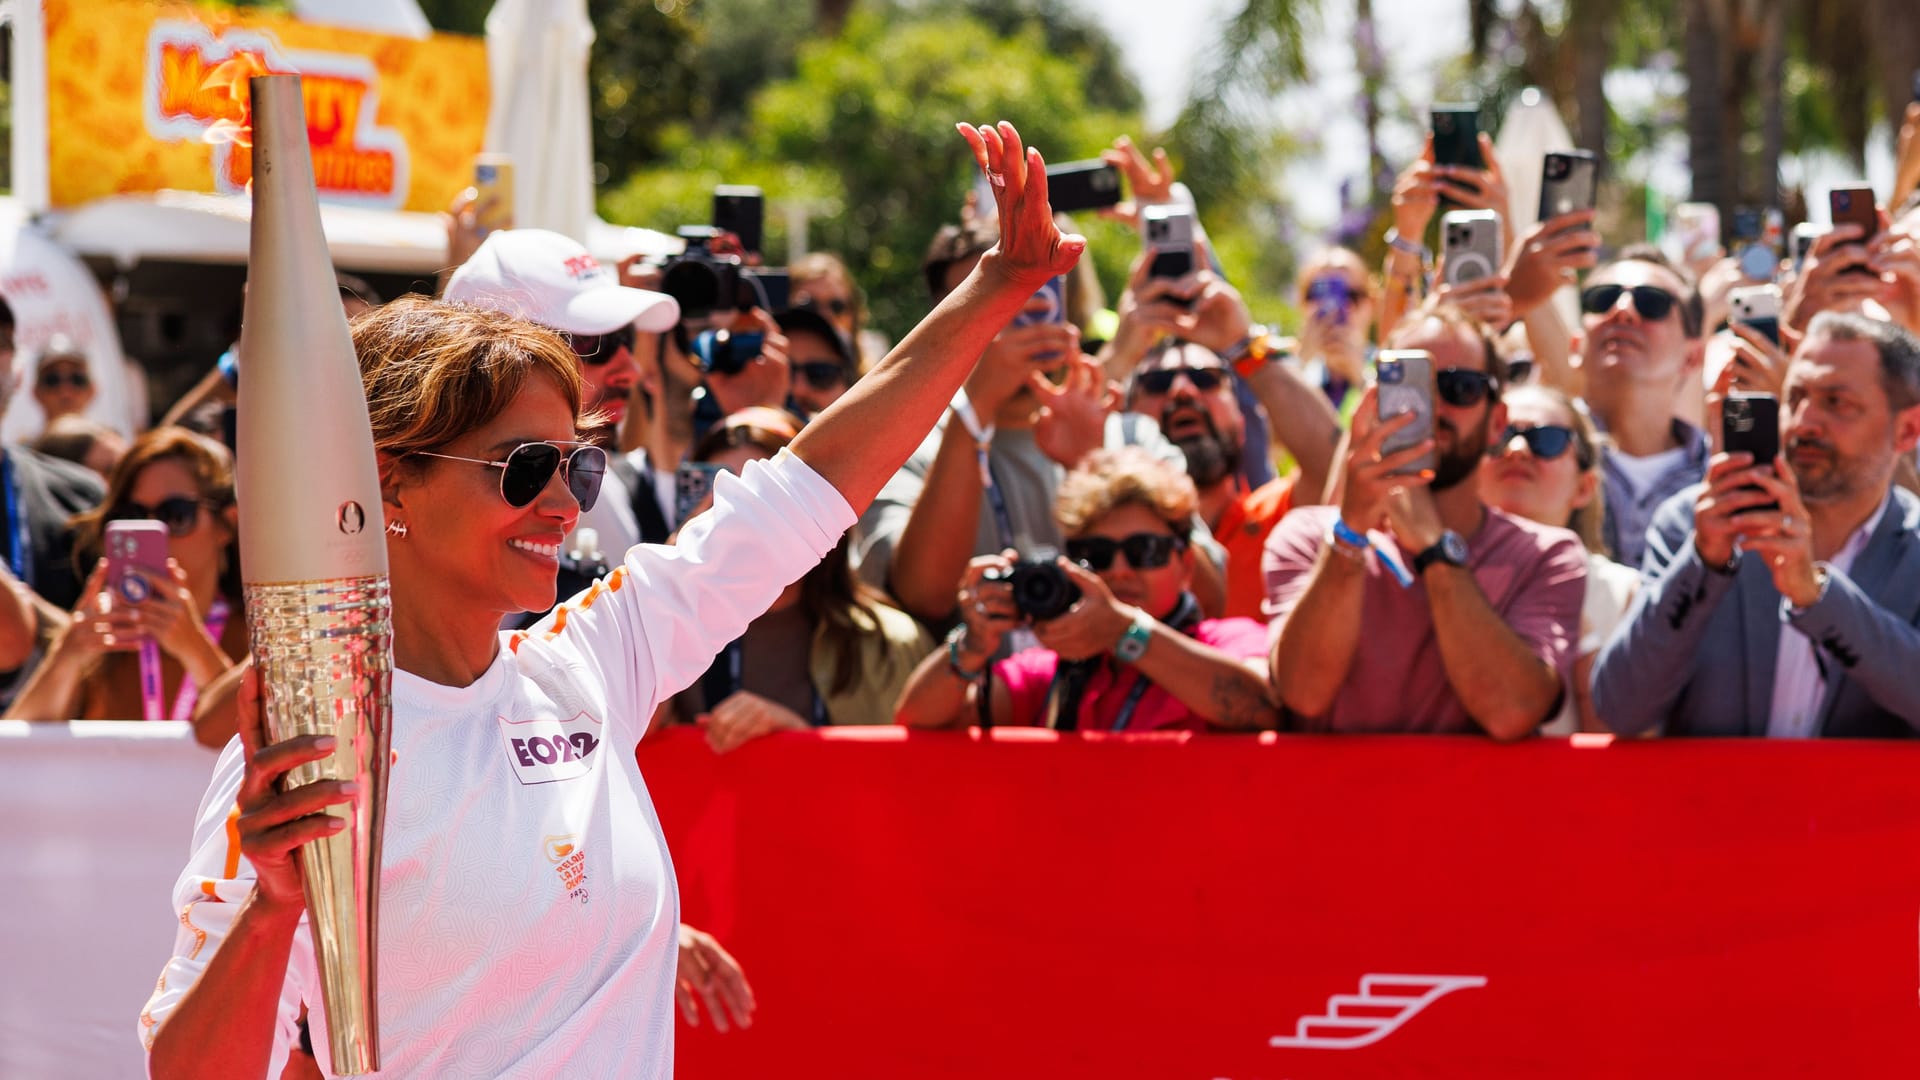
[662,259,722,318]
[1008,549,1081,621]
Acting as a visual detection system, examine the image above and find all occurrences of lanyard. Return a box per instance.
[951,392,1017,552]
[1,455,32,584]
[139,595,231,722]
[1049,592,1204,732]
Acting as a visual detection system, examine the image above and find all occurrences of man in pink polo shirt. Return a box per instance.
[1262,306,1587,738]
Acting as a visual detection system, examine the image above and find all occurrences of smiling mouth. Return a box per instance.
[509,539,561,559]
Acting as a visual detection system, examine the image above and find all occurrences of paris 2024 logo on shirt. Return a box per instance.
[498,712,603,784]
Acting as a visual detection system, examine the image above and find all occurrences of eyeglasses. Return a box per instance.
[1436,368,1497,407]
[794,361,848,392]
[1134,366,1226,395]
[1065,532,1187,572]
[1490,423,1591,467]
[566,324,636,367]
[38,371,90,391]
[1580,283,1679,323]
[111,495,208,537]
[414,441,607,511]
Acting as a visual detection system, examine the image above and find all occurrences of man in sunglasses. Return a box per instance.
[1265,306,1587,739]
[1575,247,1709,568]
[1594,312,1920,738]
[446,228,681,577]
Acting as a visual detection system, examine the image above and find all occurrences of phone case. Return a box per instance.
[713,186,765,256]
[1143,205,1196,281]
[1729,286,1782,347]
[1538,152,1597,219]
[473,155,514,235]
[1376,351,1437,475]
[675,463,726,526]
[1045,160,1124,214]
[1441,211,1503,287]
[1430,106,1484,170]
[104,520,170,606]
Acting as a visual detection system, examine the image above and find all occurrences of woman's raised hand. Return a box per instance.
[956,121,1086,289]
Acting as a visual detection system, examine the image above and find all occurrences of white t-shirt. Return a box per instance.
[140,449,854,1078]
[1607,445,1690,501]
[1542,552,1638,736]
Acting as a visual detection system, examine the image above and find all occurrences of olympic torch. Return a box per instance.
[236,74,392,1075]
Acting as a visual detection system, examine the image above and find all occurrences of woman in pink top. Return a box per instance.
[897,448,1276,732]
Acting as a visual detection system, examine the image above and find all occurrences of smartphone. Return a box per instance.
[674,462,727,526]
[1790,222,1830,273]
[1142,204,1196,281]
[1011,276,1066,330]
[1728,284,1782,347]
[1045,159,1124,214]
[1440,210,1503,287]
[104,520,170,609]
[1722,392,1781,513]
[1671,201,1721,264]
[473,155,514,236]
[1828,185,1879,274]
[1538,150,1598,220]
[712,185,765,258]
[1305,274,1353,327]
[1375,350,1437,476]
[1430,104,1484,170]
[1730,206,1764,245]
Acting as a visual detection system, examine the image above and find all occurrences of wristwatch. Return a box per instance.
[1412,530,1469,575]
[1113,609,1154,664]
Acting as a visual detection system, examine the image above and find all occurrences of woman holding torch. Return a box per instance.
[142,121,1081,1078]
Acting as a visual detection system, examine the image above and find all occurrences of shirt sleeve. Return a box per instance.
[1506,529,1589,678]
[1261,507,1331,625]
[140,738,307,1078]
[518,448,857,736]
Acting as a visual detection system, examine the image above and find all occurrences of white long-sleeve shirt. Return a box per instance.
[140,449,853,1078]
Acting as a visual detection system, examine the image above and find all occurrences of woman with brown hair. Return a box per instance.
[7,426,245,724]
[144,120,1082,1079]
[668,408,932,750]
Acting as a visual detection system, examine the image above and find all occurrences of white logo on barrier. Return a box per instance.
[1268,973,1487,1050]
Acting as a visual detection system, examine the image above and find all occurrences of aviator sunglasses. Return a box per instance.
[111,495,211,538]
[566,323,637,367]
[1135,366,1226,395]
[414,441,608,511]
[1065,532,1188,572]
[1490,423,1592,468]
[1580,283,1679,323]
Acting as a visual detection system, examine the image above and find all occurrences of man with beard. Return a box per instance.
[1263,306,1587,738]
[1575,247,1709,568]
[1593,312,1920,738]
[1125,334,1339,620]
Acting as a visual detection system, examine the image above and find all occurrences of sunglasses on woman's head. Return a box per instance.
[566,324,636,367]
[111,496,206,537]
[1135,366,1226,395]
[414,442,607,511]
[1436,368,1497,407]
[1580,283,1679,322]
[794,362,847,391]
[1491,423,1589,466]
[1065,532,1187,572]
[38,371,89,391]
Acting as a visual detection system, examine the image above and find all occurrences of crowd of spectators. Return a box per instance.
[11,102,1920,748]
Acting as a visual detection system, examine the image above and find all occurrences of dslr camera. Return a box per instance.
[659,226,744,323]
[983,548,1081,621]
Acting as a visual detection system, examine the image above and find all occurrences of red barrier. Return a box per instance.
[639,728,1920,1078]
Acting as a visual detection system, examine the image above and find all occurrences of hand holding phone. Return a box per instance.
[1430,105,1485,170]
[1828,185,1880,274]
[1142,204,1196,282]
[1375,350,1437,476]
[1721,391,1781,514]
[1538,151,1598,221]
[1440,210,1503,287]
[1728,285,1782,347]
[1045,159,1125,214]
[105,520,170,612]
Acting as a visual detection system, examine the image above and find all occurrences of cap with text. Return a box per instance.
[446,229,680,336]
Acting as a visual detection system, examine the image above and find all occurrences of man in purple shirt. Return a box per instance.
[1263,306,1587,738]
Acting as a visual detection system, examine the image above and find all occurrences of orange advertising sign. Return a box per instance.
[46,0,487,212]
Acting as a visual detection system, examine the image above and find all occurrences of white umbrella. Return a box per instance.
[484,0,597,243]
[0,202,139,441]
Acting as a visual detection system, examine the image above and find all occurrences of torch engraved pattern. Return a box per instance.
[246,576,392,1077]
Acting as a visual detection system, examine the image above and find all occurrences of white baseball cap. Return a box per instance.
[445,228,680,336]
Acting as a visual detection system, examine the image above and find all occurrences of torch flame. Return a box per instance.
[201,52,270,149]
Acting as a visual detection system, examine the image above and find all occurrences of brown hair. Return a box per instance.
[351,295,592,460]
[692,409,899,698]
[1055,447,1198,537]
[71,426,238,587]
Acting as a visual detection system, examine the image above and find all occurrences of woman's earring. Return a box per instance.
[385,520,409,539]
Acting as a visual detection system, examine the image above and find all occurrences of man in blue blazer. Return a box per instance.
[1593,312,1920,738]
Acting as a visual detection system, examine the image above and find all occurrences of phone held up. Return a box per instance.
[105,520,170,609]
[473,154,514,236]
[1721,391,1781,513]
[1045,159,1125,215]
[674,463,727,527]
[1430,104,1484,170]
[1828,184,1879,274]
[1538,150,1598,221]
[1376,350,1437,476]
[1142,204,1196,282]
[712,185,764,259]
[1441,210,1503,288]
[1728,284,1782,348]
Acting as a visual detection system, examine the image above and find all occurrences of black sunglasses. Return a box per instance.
[1436,368,1497,407]
[38,370,90,391]
[566,324,636,367]
[414,442,607,510]
[1580,283,1679,323]
[794,361,847,391]
[1135,366,1226,395]
[801,296,850,316]
[111,495,207,538]
[1490,423,1591,467]
[1065,532,1187,572]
